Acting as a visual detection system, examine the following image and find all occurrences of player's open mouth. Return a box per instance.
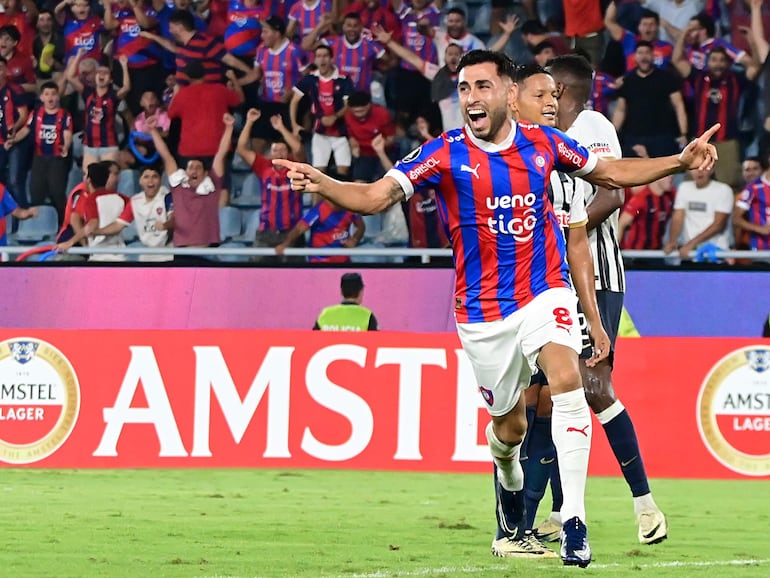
[468,108,487,121]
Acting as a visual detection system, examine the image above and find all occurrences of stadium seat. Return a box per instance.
[235,208,260,243]
[15,205,59,243]
[217,241,248,263]
[231,173,261,208]
[219,206,243,242]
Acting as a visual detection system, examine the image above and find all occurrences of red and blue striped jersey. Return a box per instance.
[82,87,120,148]
[294,69,354,136]
[588,71,617,118]
[63,15,104,63]
[689,69,744,142]
[736,178,770,250]
[386,122,598,323]
[301,199,363,263]
[175,32,228,85]
[325,35,384,92]
[28,107,73,157]
[254,39,306,102]
[251,155,302,232]
[0,82,27,143]
[687,38,743,71]
[620,30,672,71]
[408,188,449,249]
[157,6,207,70]
[0,184,17,245]
[113,4,160,68]
[224,0,268,57]
[397,4,439,71]
[288,0,331,39]
[57,182,89,243]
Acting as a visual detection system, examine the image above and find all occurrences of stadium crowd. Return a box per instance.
[0,0,769,262]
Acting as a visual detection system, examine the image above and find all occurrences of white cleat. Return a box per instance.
[638,509,668,545]
[492,530,559,559]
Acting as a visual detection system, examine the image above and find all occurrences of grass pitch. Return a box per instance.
[1,469,769,578]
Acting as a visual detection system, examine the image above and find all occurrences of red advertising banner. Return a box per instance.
[0,331,768,479]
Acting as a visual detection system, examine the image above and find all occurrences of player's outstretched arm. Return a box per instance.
[272,159,405,215]
[566,225,611,367]
[586,124,720,189]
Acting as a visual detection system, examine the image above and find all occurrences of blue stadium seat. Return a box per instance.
[235,208,260,243]
[231,173,261,208]
[15,205,59,243]
[219,206,243,242]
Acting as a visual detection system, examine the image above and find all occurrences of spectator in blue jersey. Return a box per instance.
[605,3,674,72]
[275,197,365,263]
[12,81,73,224]
[733,150,770,253]
[223,0,268,60]
[0,181,37,245]
[104,0,165,117]
[274,49,720,566]
[313,273,379,331]
[321,12,386,94]
[65,49,131,172]
[251,15,306,150]
[290,44,354,178]
[0,56,29,206]
[236,107,306,263]
[139,9,257,87]
[54,0,105,65]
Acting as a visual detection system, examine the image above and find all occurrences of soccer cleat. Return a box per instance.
[560,516,592,568]
[637,509,668,545]
[534,515,562,543]
[492,530,559,559]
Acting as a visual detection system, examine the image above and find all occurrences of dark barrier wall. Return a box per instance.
[1,268,768,336]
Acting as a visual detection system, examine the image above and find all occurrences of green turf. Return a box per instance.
[1,469,768,578]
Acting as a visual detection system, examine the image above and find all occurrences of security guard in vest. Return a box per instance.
[313,273,378,331]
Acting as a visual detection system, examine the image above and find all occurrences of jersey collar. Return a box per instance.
[465,119,516,153]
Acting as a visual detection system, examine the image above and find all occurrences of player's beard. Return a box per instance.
[466,106,509,142]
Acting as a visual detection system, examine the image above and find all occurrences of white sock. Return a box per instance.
[549,511,561,524]
[485,421,524,492]
[551,388,591,523]
[633,493,659,515]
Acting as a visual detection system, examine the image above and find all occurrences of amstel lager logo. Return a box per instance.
[697,346,770,476]
[0,338,80,464]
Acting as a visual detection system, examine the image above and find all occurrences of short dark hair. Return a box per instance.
[639,9,660,24]
[521,19,547,36]
[547,53,594,103]
[457,50,517,82]
[88,160,113,189]
[314,43,333,57]
[0,25,20,43]
[515,63,549,84]
[348,90,371,108]
[531,40,555,56]
[140,165,163,177]
[447,7,466,19]
[169,9,195,31]
[185,157,210,171]
[341,273,364,298]
[708,46,729,59]
[693,12,715,38]
[343,11,361,21]
[635,40,654,51]
[40,80,59,93]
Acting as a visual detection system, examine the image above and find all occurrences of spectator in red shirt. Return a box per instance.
[618,176,676,250]
[168,61,243,164]
[0,25,35,96]
[344,90,395,182]
[147,113,234,251]
[0,0,37,58]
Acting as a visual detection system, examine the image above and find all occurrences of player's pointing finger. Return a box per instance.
[698,123,721,142]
